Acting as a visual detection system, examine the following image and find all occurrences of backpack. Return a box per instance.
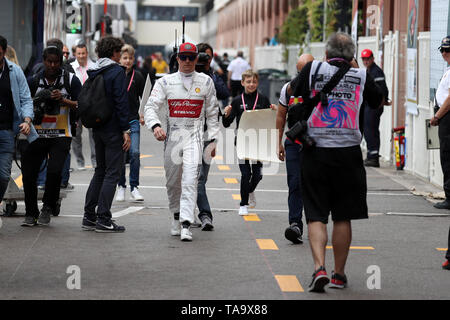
[77,72,112,128]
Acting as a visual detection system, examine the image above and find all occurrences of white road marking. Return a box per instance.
[386,212,450,217]
[59,206,144,218]
[70,184,413,196]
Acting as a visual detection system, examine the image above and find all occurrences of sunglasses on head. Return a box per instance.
[440,47,450,53]
[178,54,197,61]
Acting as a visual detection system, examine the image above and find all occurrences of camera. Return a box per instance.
[286,120,316,149]
[195,52,210,74]
[32,87,61,125]
[286,102,316,149]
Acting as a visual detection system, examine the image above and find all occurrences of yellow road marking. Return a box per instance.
[243,214,261,221]
[437,248,448,251]
[232,194,241,200]
[217,165,230,171]
[224,178,238,184]
[326,246,375,250]
[256,239,279,250]
[140,155,153,159]
[275,275,304,292]
[144,166,164,169]
[14,175,23,188]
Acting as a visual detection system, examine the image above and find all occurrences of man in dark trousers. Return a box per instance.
[430,36,450,270]
[194,42,230,231]
[81,36,131,233]
[361,49,389,168]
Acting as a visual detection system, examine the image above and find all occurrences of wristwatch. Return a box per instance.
[24,119,32,125]
[123,129,131,135]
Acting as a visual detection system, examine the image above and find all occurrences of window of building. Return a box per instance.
[137,5,199,22]
[0,0,34,68]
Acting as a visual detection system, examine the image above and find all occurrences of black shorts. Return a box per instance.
[301,146,368,224]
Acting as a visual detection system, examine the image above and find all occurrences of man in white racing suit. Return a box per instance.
[144,43,219,241]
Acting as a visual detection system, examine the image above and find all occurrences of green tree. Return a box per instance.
[279,4,309,45]
[280,0,348,45]
[306,0,324,42]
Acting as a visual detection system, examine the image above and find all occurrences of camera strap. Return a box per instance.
[304,61,351,118]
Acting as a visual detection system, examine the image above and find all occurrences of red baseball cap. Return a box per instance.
[361,49,373,58]
[179,42,198,54]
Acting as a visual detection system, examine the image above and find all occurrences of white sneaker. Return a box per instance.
[249,192,256,208]
[115,186,125,202]
[180,227,193,241]
[170,219,181,236]
[77,166,86,171]
[130,187,144,201]
[239,205,249,216]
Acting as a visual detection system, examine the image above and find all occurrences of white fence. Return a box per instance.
[252,42,327,76]
[404,32,443,186]
[216,47,250,64]
[253,45,286,71]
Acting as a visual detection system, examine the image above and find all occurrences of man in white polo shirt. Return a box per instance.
[227,51,251,97]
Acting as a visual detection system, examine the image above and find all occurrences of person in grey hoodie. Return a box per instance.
[81,36,131,233]
[0,35,38,208]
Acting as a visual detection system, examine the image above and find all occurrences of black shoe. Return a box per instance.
[21,215,37,227]
[364,158,380,168]
[308,266,330,293]
[329,271,348,289]
[433,200,450,210]
[200,216,214,231]
[285,223,303,244]
[82,217,97,231]
[37,206,52,226]
[95,220,125,233]
[61,183,74,190]
[443,260,450,270]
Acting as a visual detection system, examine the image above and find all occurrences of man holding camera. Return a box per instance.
[0,35,37,208]
[194,42,230,231]
[290,33,384,292]
[21,46,81,227]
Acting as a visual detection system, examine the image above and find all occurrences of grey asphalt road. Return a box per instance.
[0,125,449,301]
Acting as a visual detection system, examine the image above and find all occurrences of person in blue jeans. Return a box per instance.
[0,35,38,206]
[276,54,314,244]
[115,44,145,202]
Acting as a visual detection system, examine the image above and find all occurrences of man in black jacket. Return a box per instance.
[81,36,131,233]
[361,49,389,167]
[194,43,230,230]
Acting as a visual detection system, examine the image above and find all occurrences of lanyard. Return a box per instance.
[0,61,5,79]
[241,92,259,111]
[127,69,135,92]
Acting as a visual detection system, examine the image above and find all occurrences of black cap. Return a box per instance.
[439,36,450,49]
